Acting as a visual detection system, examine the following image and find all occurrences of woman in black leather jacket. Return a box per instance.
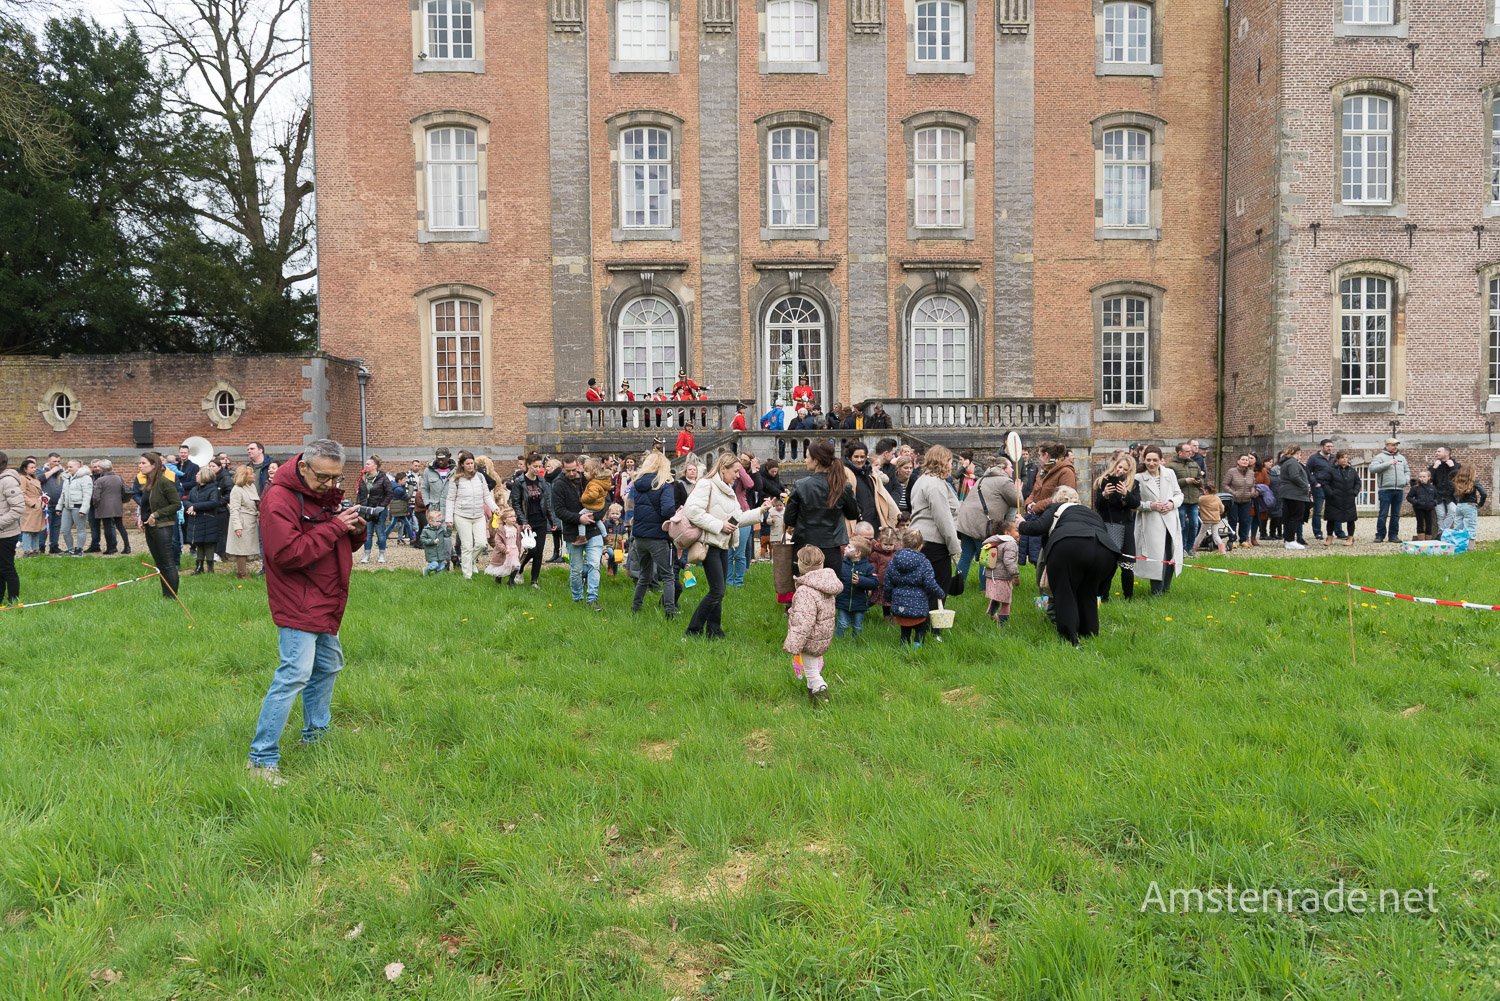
[784,441,860,573]
[1021,485,1122,645]
[1091,450,1141,600]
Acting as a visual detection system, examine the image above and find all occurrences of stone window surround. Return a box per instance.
[1483,83,1500,217]
[1090,279,1163,423]
[1093,0,1162,78]
[411,0,485,73]
[201,379,247,430]
[1330,76,1410,218]
[1490,0,1500,38]
[755,110,832,242]
[1478,261,1500,412]
[415,282,495,430]
[607,109,684,243]
[1333,0,1408,38]
[903,109,978,241]
[894,261,986,397]
[757,0,829,75]
[599,262,695,392]
[1092,111,1165,241]
[608,0,680,75]
[410,110,490,244]
[904,0,976,76]
[1327,258,1407,415]
[747,261,841,410]
[38,383,81,431]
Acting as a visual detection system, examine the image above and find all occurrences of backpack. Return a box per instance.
[664,506,702,549]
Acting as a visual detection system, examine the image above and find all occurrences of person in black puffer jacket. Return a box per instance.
[356,456,396,563]
[1020,486,1122,646]
[755,460,785,560]
[843,442,882,530]
[183,465,225,574]
[784,441,861,574]
[629,452,678,617]
[1320,451,1361,545]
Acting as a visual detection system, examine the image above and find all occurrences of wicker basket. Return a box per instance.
[929,603,956,629]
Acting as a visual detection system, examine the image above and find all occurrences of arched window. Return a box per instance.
[432,298,483,414]
[1340,276,1389,398]
[915,126,964,227]
[618,0,669,62]
[620,127,670,229]
[769,127,818,228]
[765,295,824,406]
[767,0,817,62]
[910,295,969,398]
[424,0,474,60]
[1101,296,1148,407]
[426,127,478,230]
[618,296,679,390]
[1102,1,1149,64]
[1341,95,1390,204]
[1102,128,1149,227]
[915,1,964,62]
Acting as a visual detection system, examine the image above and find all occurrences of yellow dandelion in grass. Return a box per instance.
[462,618,469,621]
[1165,616,1173,622]
[1206,615,1214,619]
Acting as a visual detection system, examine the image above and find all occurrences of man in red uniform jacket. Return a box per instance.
[731,402,747,431]
[585,378,604,402]
[791,377,816,410]
[676,422,695,457]
[671,369,700,400]
[246,439,366,786]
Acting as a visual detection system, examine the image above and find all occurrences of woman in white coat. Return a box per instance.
[1133,444,1184,596]
[684,452,773,639]
[226,464,261,578]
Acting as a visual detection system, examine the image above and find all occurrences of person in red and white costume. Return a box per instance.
[585,378,604,402]
[671,370,700,400]
[618,381,635,401]
[791,376,816,410]
[731,403,748,431]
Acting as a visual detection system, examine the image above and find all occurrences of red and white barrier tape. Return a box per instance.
[1124,554,1500,612]
[0,569,162,612]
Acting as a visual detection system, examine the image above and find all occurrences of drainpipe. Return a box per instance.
[1213,0,1232,486]
[356,364,371,465]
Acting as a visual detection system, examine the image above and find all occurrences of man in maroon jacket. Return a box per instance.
[247,438,366,786]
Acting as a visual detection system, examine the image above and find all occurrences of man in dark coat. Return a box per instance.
[91,459,131,555]
[1021,487,1122,646]
[246,439,366,787]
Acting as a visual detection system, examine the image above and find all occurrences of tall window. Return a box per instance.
[915,127,963,227]
[618,0,669,62]
[433,299,482,414]
[1492,101,1499,204]
[620,127,670,229]
[424,0,474,59]
[618,297,679,389]
[426,127,478,231]
[915,1,964,62]
[910,295,969,398]
[767,0,817,62]
[1490,277,1500,397]
[1340,276,1389,398]
[769,127,818,228]
[765,296,824,406]
[1102,2,1150,64]
[1101,296,1148,407]
[1341,96,1390,204]
[1102,128,1149,228]
[1343,0,1391,24]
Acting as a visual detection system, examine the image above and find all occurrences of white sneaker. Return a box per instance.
[1284,541,1305,550]
[246,762,287,788]
[377,554,386,563]
[360,554,369,563]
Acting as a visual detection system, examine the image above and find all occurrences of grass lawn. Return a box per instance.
[2,550,1499,999]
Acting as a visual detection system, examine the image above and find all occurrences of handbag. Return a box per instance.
[683,540,708,564]
[947,565,966,597]
[772,541,797,594]
[520,525,537,551]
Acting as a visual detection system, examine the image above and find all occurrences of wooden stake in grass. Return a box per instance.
[142,561,196,627]
[1345,570,1356,670]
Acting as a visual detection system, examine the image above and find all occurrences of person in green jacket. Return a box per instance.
[137,452,182,598]
[1166,442,1206,553]
[418,508,451,575]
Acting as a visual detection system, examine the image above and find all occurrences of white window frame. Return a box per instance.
[425,126,479,232]
[424,0,475,60]
[1102,128,1150,228]
[1100,295,1149,408]
[1341,95,1391,205]
[620,126,671,230]
[909,295,970,398]
[764,295,826,410]
[914,126,964,228]
[914,1,965,63]
[617,0,670,63]
[432,298,484,415]
[214,390,236,422]
[617,296,680,390]
[767,0,818,63]
[768,127,818,229]
[1490,277,1500,398]
[1102,1,1149,64]
[1343,0,1392,25]
[1339,275,1390,399]
[1492,100,1499,205]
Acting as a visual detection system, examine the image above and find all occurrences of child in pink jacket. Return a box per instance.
[782,546,844,705]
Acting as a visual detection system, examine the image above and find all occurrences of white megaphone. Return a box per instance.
[183,436,214,469]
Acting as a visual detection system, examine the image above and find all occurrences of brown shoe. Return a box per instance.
[1249,537,1259,547]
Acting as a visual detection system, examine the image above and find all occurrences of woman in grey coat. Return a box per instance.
[1276,444,1311,549]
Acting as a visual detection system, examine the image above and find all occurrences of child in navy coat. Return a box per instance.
[836,537,878,637]
[884,528,947,647]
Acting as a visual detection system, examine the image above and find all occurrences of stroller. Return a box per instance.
[1193,492,1238,552]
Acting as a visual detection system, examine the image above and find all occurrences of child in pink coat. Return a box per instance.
[781,546,844,705]
[485,507,523,585]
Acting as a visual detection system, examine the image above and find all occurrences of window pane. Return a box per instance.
[621,127,670,228]
[766,295,823,405]
[768,0,817,62]
[1103,2,1149,63]
[914,127,964,227]
[426,0,474,60]
[1100,296,1148,407]
[427,128,478,230]
[1341,96,1391,203]
[433,299,482,413]
[1102,129,1149,227]
[911,295,969,397]
[916,1,964,62]
[618,0,670,61]
[1339,276,1389,398]
[769,127,818,227]
[619,296,680,388]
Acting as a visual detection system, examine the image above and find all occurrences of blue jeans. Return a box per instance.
[22,530,46,553]
[1456,503,1480,537]
[1178,504,1200,549]
[248,628,345,768]
[1375,488,1404,541]
[569,533,603,602]
[424,559,447,573]
[1309,485,1326,537]
[1230,500,1254,543]
[836,609,865,636]
[954,533,984,585]
[1436,502,1459,533]
[363,509,393,553]
[728,525,753,585]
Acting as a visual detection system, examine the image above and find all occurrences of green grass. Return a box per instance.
[2,549,1499,999]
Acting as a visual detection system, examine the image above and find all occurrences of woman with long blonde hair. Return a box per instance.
[1092,450,1140,599]
[630,449,679,617]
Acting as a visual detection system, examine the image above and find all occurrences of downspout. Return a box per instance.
[1213,0,1232,485]
[357,365,370,465]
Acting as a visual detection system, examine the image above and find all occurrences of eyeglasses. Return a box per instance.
[300,461,339,484]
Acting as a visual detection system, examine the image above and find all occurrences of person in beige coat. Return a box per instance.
[18,458,46,556]
[683,452,773,639]
[1133,445,1184,596]
[226,464,261,578]
[0,452,23,605]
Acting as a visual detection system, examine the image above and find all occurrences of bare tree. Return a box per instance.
[0,0,72,174]
[135,0,315,334]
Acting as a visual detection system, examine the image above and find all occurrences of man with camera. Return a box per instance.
[246,438,366,787]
